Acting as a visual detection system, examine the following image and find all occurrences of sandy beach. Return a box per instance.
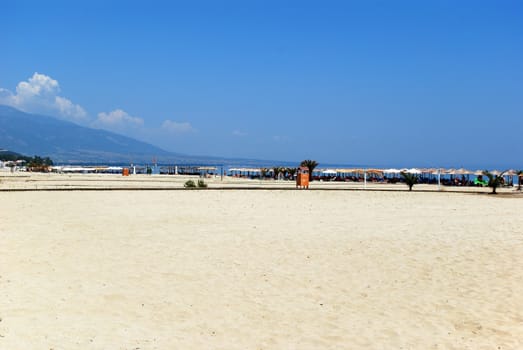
[1,174,523,349]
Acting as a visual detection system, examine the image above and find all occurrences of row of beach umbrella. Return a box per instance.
[319,168,520,176]
[227,167,521,178]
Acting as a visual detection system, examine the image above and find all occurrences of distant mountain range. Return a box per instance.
[0,105,290,166]
[0,105,179,163]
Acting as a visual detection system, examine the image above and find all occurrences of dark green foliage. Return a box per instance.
[184,179,207,188]
[184,180,196,188]
[286,167,297,179]
[300,160,319,181]
[482,170,507,194]
[272,166,284,179]
[0,151,53,166]
[400,172,419,191]
[27,155,53,167]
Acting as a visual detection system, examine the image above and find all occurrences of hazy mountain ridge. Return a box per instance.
[0,105,294,166]
[0,105,184,163]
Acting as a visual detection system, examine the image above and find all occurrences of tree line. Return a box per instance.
[0,151,54,171]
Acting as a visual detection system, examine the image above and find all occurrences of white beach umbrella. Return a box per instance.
[383,168,401,174]
[406,168,421,174]
[455,168,472,175]
[366,169,384,175]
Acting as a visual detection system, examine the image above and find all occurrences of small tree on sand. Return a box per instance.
[482,170,507,194]
[400,171,419,191]
[300,160,318,181]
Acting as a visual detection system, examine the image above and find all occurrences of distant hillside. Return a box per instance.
[0,105,182,163]
[0,149,25,159]
[0,105,298,166]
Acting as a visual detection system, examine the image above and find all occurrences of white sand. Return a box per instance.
[1,177,523,349]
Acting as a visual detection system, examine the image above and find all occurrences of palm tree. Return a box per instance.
[300,160,318,181]
[286,167,297,180]
[400,171,418,191]
[482,170,507,194]
[517,170,523,191]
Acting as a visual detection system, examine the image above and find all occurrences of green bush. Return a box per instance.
[197,179,207,188]
[184,180,196,188]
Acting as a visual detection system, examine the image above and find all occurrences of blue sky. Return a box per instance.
[1,0,522,168]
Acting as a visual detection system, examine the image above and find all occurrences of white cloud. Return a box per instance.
[55,96,88,120]
[162,120,195,133]
[16,72,59,97]
[0,72,87,122]
[232,129,248,137]
[95,109,144,127]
